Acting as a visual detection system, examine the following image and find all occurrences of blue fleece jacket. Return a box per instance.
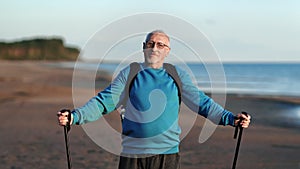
[72,63,235,155]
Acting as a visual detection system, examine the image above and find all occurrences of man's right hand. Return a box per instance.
[57,109,73,126]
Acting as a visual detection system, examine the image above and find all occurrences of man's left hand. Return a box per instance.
[235,113,251,128]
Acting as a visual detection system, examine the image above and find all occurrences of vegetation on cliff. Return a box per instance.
[0,37,80,60]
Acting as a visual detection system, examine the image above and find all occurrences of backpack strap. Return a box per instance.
[163,63,182,105]
[119,62,141,108]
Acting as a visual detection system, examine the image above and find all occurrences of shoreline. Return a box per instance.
[1,60,300,169]
[54,60,300,103]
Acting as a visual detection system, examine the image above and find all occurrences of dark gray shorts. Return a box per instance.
[118,153,180,169]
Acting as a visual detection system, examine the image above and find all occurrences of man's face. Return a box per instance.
[143,33,170,68]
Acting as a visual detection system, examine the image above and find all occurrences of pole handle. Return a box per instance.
[233,111,248,139]
[232,111,248,169]
[60,109,71,132]
[59,108,72,169]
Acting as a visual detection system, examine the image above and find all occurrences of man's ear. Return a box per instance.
[143,42,146,49]
[166,47,170,56]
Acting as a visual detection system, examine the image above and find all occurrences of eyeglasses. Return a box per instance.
[144,41,170,49]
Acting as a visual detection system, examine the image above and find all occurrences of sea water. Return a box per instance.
[59,62,300,97]
[61,62,300,97]
[189,63,300,97]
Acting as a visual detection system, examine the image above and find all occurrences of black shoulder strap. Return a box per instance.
[120,62,141,107]
[163,63,182,105]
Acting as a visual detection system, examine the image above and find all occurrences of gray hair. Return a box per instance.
[145,30,170,42]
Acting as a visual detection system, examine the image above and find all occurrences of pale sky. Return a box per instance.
[1,0,299,62]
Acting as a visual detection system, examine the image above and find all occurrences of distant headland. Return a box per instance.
[0,37,80,60]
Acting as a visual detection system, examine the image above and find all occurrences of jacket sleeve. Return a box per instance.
[72,66,130,125]
[177,66,235,126]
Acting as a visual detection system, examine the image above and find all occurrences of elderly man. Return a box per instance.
[58,30,251,169]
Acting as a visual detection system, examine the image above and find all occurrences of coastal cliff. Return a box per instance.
[0,38,79,60]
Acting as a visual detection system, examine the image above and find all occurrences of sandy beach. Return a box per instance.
[0,60,300,169]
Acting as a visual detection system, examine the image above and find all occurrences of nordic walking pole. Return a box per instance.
[232,112,248,169]
[60,109,72,169]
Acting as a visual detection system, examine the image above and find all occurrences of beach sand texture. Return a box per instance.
[0,61,299,169]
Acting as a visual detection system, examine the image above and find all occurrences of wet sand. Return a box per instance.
[0,60,299,169]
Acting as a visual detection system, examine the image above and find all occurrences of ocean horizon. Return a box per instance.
[54,61,300,98]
